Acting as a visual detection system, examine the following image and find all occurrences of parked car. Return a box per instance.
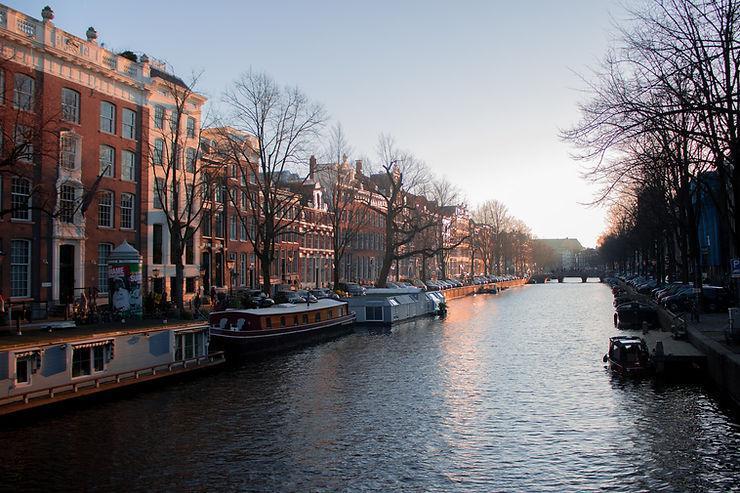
[273,291,306,304]
[334,282,366,296]
[296,290,318,303]
[310,287,338,300]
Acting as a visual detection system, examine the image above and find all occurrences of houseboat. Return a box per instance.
[603,336,651,375]
[0,323,224,416]
[208,298,356,352]
[346,287,445,325]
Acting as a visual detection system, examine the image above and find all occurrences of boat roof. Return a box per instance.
[212,298,346,316]
[610,336,645,345]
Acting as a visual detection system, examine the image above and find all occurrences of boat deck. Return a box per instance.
[0,319,208,351]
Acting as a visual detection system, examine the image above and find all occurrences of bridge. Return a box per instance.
[528,270,609,284]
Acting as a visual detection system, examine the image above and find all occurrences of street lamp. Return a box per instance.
[249,262,255,289]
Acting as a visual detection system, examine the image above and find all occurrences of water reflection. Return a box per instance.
[2,283,739,491]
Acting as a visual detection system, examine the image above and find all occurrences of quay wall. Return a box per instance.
[445,279,528,301]
[687,328,740,407]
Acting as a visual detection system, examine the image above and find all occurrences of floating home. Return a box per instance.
[0,323,224,416]
[347,288,445,324]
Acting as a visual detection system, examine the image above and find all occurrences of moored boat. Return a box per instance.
[603,336,651,375]
[209,298,356,352]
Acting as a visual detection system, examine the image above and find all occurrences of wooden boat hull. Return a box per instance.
[210,313,356,353]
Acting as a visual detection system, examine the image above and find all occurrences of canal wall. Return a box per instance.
[687,324,740,407]
[445,278,528,301]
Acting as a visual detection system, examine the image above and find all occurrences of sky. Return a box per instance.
[14,0,624,247]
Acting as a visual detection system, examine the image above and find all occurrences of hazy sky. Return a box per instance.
[16,0,623,247]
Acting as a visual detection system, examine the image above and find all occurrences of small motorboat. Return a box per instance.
[603,336,651,375]
[615,301,660,329]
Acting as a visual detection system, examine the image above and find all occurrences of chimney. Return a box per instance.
[355,159,363,176]
[309,155,317,180]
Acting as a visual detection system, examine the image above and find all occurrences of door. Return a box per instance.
[59,244,75,303]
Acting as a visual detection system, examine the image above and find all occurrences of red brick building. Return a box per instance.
[0,6,151,315]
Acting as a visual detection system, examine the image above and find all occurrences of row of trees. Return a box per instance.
[563,0,740,289]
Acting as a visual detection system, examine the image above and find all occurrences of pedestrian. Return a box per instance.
[210,286,217,306]
[0,288,5,326]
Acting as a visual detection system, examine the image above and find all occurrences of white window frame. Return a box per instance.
[58,184,78,223]
[60,132,81,170]
[13,73,34,111]
[99,145,115,177]
[11,177,31,221]
[121,150,136,181]
[120,193,134,229]
[122,108,136,139]
[100,101,115,134]
[10,239,31,298]
[98,191,114,228]
[98,243,113,293]
[61,88,80,124]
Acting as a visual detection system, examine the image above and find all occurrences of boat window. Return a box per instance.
[315,312,321,322]
[366,306,383,321]
[328,310,333,319]
[302,314,308,324]
[280,316,286,327]
[293,316,299,325]
[265,317,272,328]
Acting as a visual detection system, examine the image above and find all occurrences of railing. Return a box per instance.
[0,351,225,409]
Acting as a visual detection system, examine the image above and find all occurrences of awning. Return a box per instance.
[14,349,40,359]
[73,339,113,349]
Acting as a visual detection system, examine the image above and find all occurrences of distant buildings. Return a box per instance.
[532,238,584,271]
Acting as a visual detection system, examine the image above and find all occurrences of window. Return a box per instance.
[185,229,195,264]
[239,253,247,286]
[154,105,165,129]
[185,148,196,173]
[122,108,136,139]
[366,306,384,321]
[185,277,196,293]
[315,312,321,322]
[10,239,31,298]
[15,357,30,384]
[202,210,211,237]
[175,331,206,360]
[170,110,180,134]
[13,74,34,111]
[186,117,196,138]
[59,184,77,223]
[153,178,165,209]
[0,70,4,105]
[240,219,247,241]
[61,88,80,123]
[98,191,113,227]
[153,139,164,165]
[60,133,79,170]
[72,344,111,377]
[99,145,114,177]
[214,182,223,203]
[11,178,31,220]
[121,150,135,181]
[100,101,115,133]
[121,193,134,229]
[230,214,237,240]
[153,224,163,264]
[15,125,33,162]
[215,211,224,238]
[98,243,112,293]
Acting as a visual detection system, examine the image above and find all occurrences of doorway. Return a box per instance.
[59,244,75,303]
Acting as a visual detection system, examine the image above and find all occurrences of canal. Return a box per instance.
[3,283,740,491]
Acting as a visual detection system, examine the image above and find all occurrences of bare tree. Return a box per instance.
[148,70,208,316]
[317,123,371,287]
[219,70,328,295]
[368,134,466,287]
[473,200,511,274]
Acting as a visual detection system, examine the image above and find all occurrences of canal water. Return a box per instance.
[3,283,740,491]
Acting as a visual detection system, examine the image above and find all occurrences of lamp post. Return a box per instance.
[249,262,255,289]
[226,257,236,297]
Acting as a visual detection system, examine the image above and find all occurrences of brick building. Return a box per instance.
[0,5,151,315]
